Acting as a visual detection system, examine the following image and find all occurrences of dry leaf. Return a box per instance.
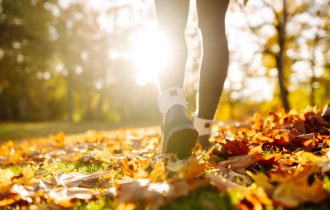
[322,103,330,121]
[239,186,272,210]
[0,169,15,188]
[48,187,95,207]
[205,174,245,192]
[272,166,327,207]
[1,106,330,209]
[54,171,110,188]
[117,179,189,210]
[180,157,205,180]
[220,140,249,156]
[218,154,260,171]
[246,171,273,192]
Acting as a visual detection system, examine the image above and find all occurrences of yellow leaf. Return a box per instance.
[273,180,326,207]
[0,169,15,188]
[246,171,273,192]
[272,166,327,207]
[116,203,136,210]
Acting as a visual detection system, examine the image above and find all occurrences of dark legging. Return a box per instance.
[155,0,229,120]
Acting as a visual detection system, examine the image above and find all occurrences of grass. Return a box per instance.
[0,121,157,141]
[73,197,116,210]
[43,162,107,175]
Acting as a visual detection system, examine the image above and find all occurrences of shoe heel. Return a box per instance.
[164,123,198,159]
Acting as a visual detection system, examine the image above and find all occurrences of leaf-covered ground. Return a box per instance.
[1,105,330,210]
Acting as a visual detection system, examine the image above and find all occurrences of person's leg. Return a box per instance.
[155,0,198,159]
[194,0,230,147]
[155,0,189,90]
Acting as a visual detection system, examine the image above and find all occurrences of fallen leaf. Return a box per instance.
[180,157,205,180]
[316,159,330,173]
[220,140,249,156]
[272,166,327,207]
[116,179,189,210]
[1,106,330,209]
[116,203,136,210]
[205,174,245,192]
[246,171,273,192]
[53,171,110,188]
[0,188,21,207]
[292,120,306,134]
[239,186,272,210]
[218,154,260,171]
[0,169,15,188]
[48,187,96,207]
[322,103,330,121]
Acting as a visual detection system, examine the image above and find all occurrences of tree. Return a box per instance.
[233,0,330,111]
[0,0,56,120]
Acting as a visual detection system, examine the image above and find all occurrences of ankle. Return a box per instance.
[158,87,188,116]
[193,115,214,136]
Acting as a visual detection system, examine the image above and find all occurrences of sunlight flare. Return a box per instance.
[130,28,170,86]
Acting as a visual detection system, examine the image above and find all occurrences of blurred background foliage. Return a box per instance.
[0,0,329,127]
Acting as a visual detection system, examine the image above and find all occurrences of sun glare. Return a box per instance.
[130,28,170,86]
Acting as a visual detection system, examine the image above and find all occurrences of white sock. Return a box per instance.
[158,87,188,115]
[193,116,214,136]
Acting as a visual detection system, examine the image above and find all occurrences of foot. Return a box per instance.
[193,116,214,150]
[198,135,213,149]
[161,105,198,159]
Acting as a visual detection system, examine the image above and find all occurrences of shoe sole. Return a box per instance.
[162,123,199,159]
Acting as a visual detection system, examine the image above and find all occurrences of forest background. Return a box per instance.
[0,0,329,136]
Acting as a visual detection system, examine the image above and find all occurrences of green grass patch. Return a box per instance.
[7,165,24,176]
[73,197,116,210]
[43,161,107,175]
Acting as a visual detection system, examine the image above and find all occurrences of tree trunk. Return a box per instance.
[84,90,92,121]
[310,74,316,106]
[18,93,27,120]
[310,55,316,106]
[67,69,73,122]
[96,89,105,121]
[310,35,321,106]
[276,0,290,112]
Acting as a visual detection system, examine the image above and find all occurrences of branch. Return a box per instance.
[260,0,279,21]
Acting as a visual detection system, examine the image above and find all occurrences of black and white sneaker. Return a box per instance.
[158,88,198,159]
[193,116,214,149]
